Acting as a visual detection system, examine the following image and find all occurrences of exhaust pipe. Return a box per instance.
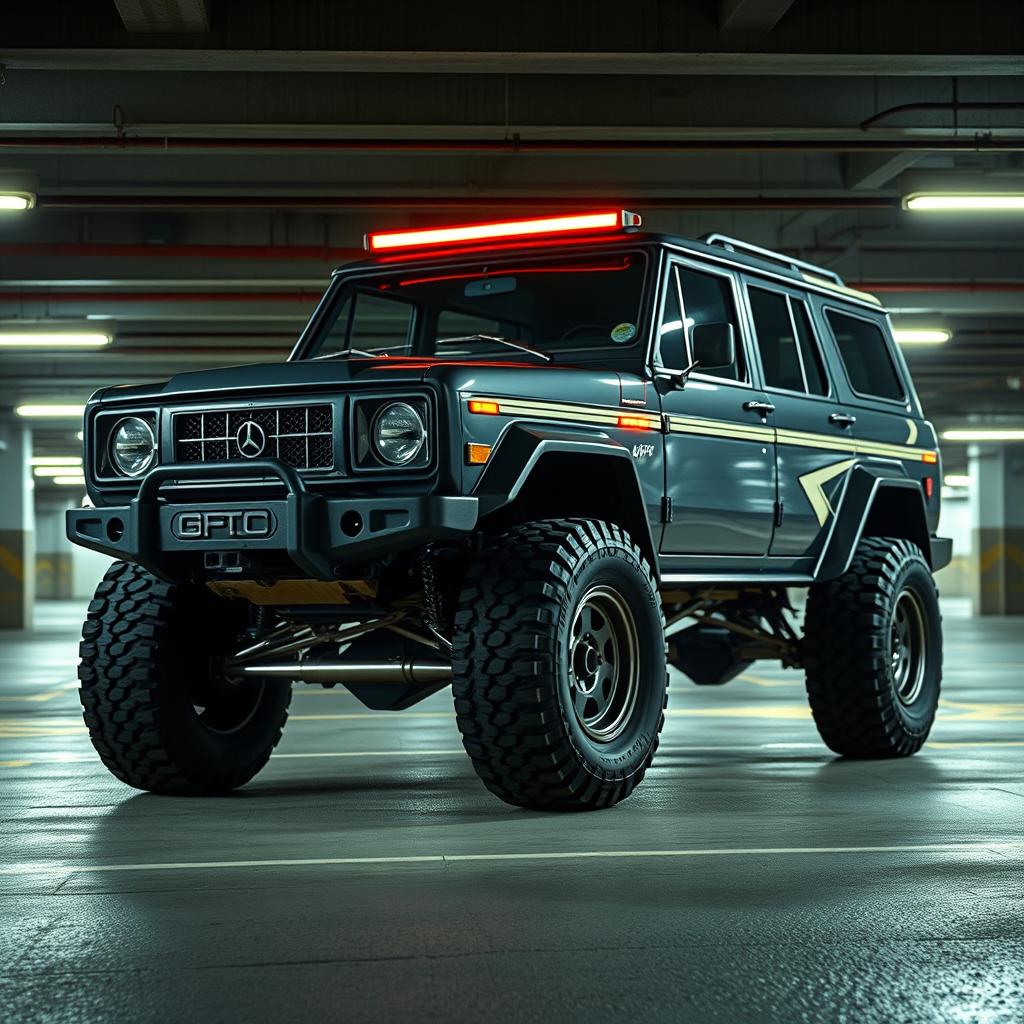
[240,656,452,686]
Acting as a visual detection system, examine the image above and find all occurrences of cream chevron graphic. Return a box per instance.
[798,458,857,526]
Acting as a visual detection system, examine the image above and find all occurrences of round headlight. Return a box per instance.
[110,417,157,477]
[372,402,426,466]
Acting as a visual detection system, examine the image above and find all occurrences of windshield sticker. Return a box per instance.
[611,322,637,344]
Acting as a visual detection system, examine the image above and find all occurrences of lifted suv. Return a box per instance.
[69,210,951,809]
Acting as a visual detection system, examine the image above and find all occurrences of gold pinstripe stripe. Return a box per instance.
[466,396,935,462]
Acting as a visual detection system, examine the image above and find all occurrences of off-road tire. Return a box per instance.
[79,560,291,794]
[803,536,942,758]
[452,519,668,810]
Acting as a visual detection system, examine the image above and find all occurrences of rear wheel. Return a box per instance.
[452,519,668,810]
[79,561,291,794]
[803,536,942,757]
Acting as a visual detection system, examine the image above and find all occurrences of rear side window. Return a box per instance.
[826,310,904,401]
[748,287,829,395]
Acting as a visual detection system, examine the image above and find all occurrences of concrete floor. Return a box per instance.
[0,600,1022,1024]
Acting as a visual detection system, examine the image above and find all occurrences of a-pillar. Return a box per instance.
[0,419,34,629]
[970,443,1024,615]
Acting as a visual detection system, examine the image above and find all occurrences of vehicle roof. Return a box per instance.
[331,230,886,313]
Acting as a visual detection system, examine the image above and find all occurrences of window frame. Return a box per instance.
[744,281,833,400]
[822,304,907,406]
[658,256,753,387]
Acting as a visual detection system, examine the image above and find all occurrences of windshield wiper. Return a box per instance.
[314,347,385,361]
[437,334,551,363]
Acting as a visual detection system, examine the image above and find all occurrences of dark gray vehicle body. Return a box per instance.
[67,231,951,585]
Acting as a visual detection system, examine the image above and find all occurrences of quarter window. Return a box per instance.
[826,310,904,401]
[748,287,829,396]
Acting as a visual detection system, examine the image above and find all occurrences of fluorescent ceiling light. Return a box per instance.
[893,328,950,345]
[943,429,1024,441]
[53,475,87,486]
[33,465,84,478]
[944,474,971,487]
[15,404,86,418]
[0,194,33,211]
[905,194,1024,212]
[29,456,83,467]
[0,332,110,349]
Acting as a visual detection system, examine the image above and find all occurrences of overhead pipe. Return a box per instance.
[3,134,1024,154]
[0,242,362,262]
[31,195,900,212]
[860,101,1024,130]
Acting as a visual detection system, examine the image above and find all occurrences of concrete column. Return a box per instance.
[0,420,34,629]
[970,444,1024,615]
[35,499,75,600]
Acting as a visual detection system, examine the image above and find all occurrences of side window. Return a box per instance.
[677,266,744,381]
[749,287,803,391]
[826,310,904,401]
[748,286,830,396]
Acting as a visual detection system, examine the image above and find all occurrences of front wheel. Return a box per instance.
[79,561,291,794]
[803,536,942,758]
[452,519,668,810]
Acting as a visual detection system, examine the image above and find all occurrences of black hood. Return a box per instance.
[93,356,442,406]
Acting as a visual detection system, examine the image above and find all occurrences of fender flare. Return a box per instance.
[815,463,933,580]
[471,422,659,569]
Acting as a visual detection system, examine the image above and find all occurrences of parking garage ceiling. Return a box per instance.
[1,0,1023,472]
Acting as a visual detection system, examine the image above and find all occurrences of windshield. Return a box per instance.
[302,252,648,363]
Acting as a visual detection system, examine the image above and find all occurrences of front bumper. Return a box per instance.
[66,459,478,582]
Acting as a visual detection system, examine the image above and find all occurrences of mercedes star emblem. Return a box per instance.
[236,420,268,459]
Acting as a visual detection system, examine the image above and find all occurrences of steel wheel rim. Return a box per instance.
[890,587,927,706]
[568,585,640,743]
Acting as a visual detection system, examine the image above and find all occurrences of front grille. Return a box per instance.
[174,404,334,470]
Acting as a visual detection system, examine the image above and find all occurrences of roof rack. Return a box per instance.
[699,233,845,286]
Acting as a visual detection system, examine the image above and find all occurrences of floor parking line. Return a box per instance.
[2,841,1019,877]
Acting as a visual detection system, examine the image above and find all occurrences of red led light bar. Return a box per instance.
[365,210,641,253]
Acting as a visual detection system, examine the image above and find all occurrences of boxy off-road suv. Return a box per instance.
[69,210,951,810]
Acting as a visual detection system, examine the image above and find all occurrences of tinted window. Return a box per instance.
[827,310,904,401]
[748,287,830,396]
[749,287,803,391]
[308,255,647,364]
[677,266,744,381]
[319,291,415,358]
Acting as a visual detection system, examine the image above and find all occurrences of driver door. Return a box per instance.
[657,259,776,556]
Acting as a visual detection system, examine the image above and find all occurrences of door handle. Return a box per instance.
[743,400,775,415]
[828,412,857,428]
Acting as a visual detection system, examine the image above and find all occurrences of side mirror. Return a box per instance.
[691,322,735,370]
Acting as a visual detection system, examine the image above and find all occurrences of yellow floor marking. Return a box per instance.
[667,705,812,719]
[736,673,799,688]
[938,700,1024,722]
[928,740,1024,749]
[0,690,67,704]
[0,759,32,768]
